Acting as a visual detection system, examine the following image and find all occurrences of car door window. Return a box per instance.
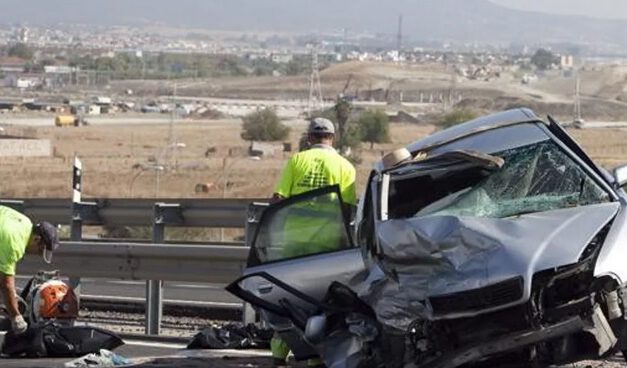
[248,185,354,267]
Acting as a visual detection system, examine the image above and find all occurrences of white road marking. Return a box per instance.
[178,349,271,358]
[124,340,187,350]
[168,284,220,289]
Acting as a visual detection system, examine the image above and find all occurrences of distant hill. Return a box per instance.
[1,0,627,47]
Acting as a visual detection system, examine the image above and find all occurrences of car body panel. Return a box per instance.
[594,199,627,283]
[405,108,540,155]
[376,122,550,172]
[375,202,619,321]
[234,248,365,314]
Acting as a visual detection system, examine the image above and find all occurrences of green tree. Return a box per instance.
[250,58,277,76]
[310,104,360,151]
[440,109,478,129]
[334,98,353,153]
[241,108,290,141]
[7,43,34,60]
[531,48,558,70]
[359,110,390,149]
[216,57,247,77]
[284,58,307,76]
[340,123,364,153]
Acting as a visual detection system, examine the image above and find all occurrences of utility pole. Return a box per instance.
[164,82,177,169]
[396,14,403,62]
[307,43,323,117]
[574,72,582,122]
[446,69,457,110]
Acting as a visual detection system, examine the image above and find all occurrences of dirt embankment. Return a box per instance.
[108,61,627,123]
[455,96,627,121]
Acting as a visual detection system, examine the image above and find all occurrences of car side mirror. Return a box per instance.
[304,315,327,345]
[613,164,627,188]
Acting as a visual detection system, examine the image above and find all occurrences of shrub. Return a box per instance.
[240,108,290,141]
[358,109,390,149]
[440,109,478,129]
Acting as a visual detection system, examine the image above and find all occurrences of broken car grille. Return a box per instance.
[429,276,524,315]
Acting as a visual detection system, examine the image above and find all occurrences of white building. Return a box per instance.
[271,53,294,63]
[88,105,101,115]
[3,73,43,89]
[561,55,574,69]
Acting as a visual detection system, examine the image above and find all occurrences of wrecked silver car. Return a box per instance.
[228,108,627,367]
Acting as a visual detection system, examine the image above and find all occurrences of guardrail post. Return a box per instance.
[241,202,268,324]
[68,201,100,300]
[147,202,183,335]
[69,205,82,297]
[147,208,164,335]
[69,157,83,297]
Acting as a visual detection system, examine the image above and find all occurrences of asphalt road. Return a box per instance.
[0,116,185,127]
[0,326,624,368]
[2,347,625,368]
[0,333,274,368]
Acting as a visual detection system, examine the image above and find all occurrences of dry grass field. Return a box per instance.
[0,119,437,200]
[0,117,627,202]
[2,119,627,201]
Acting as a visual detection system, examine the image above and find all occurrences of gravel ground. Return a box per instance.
[78,309,218,338]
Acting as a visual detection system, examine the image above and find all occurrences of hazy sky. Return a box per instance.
[492,0,627,19]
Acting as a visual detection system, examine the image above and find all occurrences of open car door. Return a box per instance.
[226,185,365,359]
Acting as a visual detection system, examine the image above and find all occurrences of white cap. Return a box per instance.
[382,148,412,170]
[308,117,335,135]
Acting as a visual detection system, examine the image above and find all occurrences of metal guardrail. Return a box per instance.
[0,197,258,228]
[20,241,249,284]
[1,197,261,335]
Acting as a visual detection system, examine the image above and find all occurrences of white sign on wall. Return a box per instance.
[0,139,51,157]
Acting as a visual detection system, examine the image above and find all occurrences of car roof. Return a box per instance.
[406,108,542,154]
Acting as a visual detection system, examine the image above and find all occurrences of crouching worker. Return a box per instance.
[0,205,59,334]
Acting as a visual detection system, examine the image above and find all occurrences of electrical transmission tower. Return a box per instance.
[396,14,403,61]
[446,69,457,110]
[307,43,323,117]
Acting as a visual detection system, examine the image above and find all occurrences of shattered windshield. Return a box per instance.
[389,141,610,219]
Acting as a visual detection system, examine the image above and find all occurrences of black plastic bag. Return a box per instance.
[1,323,48,357]
[1,321,124,358]
[187,323,273,350]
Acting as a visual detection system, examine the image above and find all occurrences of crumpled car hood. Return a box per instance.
[375,202,619,323]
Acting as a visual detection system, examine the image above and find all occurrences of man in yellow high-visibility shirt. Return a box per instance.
[273,117,356,206]
[0,205,60,334]
[270,117,356,368]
